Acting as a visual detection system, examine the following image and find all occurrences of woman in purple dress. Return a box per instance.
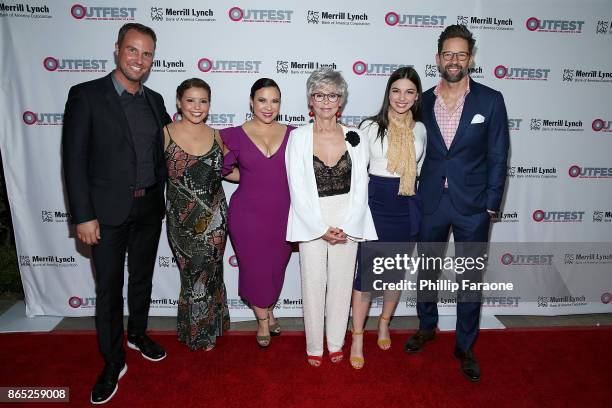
[220,78,294,348]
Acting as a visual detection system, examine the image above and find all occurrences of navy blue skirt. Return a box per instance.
[354,175,422,291]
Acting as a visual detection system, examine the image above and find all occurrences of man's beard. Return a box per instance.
[439,63,469,83]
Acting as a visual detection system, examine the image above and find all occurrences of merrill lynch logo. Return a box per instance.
[307,11,319,24]
[425,64,437,77]
[20,256,31,266]
[596,20,609,34]
[277,61,288,73]
[151,7,162,21]
[457,16,469,25]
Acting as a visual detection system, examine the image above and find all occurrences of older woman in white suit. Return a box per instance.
[286,68,377,367]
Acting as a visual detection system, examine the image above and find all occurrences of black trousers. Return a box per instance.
[91,187,163,364]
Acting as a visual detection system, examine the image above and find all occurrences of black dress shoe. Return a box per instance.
[454,347,481,382]
[404,330,436,353]
[90,361,127,404]
[127,334,166,362]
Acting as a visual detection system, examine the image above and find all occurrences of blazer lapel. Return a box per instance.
[103,75,134,149]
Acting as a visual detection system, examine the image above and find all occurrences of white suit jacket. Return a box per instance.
[285,123,378,242]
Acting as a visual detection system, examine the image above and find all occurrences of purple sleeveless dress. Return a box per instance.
[220,125,294,308]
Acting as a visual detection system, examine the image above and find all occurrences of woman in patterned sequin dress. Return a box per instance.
[164,78,230,350]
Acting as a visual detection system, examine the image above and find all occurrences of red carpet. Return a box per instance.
[1,328,611,407]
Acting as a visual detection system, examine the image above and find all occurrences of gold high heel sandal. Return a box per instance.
[256,317,271,348]
[350,331,365,369]
[377,315,392,350]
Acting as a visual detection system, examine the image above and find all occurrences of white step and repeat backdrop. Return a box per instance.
[1,0,611,318]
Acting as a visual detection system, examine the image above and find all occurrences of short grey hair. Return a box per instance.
[306,67,348,110]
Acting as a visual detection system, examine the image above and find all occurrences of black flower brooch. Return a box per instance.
[345,130,360,147]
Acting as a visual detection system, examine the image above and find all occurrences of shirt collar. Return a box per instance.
[111,71,144,96]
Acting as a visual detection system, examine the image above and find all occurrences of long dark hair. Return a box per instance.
[250,78,281,99]
[361,66,422,142]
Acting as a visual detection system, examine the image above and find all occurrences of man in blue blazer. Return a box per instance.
[62,23,171,404]
[404,25,509,382]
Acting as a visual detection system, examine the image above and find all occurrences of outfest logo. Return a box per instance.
[43,56,108,72]
[500,253,553,266]
[592,119,612,132]
[22,111,63,126]
[568,165,612,179]
[385,12,446,28]
[197,58,261,74]
[174,111,236,127]
[70,4,136,20]
[68,296,96,308]
[228,6,292,23]
[508,118,523,131]
[339,114,369,127]
[525,17,584,33]
[494,65,550,81]
[353,60,411,76]
[532,209,585,223]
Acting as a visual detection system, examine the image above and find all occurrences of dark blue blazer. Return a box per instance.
[418,78,509,215]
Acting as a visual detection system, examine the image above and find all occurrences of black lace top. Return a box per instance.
[313,151,352,197]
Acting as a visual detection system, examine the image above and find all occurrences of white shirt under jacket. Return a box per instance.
[360,120,427,178]
[285,123,378,242]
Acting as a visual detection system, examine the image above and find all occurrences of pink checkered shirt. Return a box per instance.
[433,80,470,187]
[433,80,471,149]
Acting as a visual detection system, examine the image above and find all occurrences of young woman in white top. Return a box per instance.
[350,67,426,369]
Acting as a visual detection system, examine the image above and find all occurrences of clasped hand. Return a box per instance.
[322,227,347,245]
